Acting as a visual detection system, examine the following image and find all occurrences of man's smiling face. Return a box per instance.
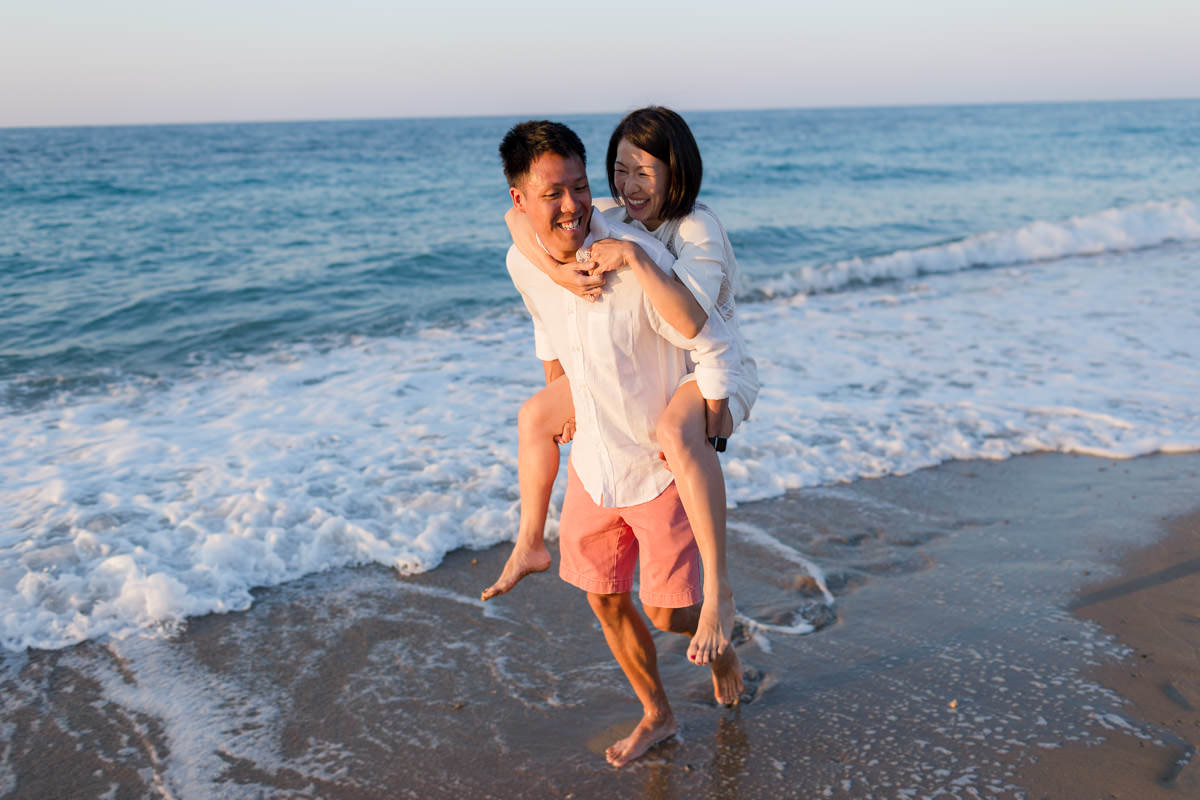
[511,153,592,263]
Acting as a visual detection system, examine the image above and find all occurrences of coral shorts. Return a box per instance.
[558,464,701,608]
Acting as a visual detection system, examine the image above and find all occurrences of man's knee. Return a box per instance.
[587,592,627,618]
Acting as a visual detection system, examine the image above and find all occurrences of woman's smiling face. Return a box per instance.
[612,138,669,232]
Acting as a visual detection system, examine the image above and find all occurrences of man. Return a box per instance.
[492,120,744,768]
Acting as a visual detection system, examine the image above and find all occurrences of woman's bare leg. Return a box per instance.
[655,381,735,667]
[482,376,574,601]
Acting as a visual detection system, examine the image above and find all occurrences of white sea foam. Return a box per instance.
[727,519,833,604]
[2,230,1199,651]
[1,320,548,650]
[760,198,1200,296]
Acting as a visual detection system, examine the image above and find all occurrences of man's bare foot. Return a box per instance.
[710,643,744,706]
[605,712,677,768]
[480,544,551,601]
[687,588,735,665]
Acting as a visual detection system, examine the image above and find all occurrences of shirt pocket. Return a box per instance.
[584,307,641,391]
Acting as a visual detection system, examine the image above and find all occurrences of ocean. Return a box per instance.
[2,100,1199,653]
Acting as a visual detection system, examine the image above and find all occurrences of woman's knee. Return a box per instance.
[654,410,691,458]
[656,387,707,458]
[518,392,556,438]
[519,378,572,439]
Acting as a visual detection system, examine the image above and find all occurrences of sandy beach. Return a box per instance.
[1019,509,1200,798]
[2,451,1198,799]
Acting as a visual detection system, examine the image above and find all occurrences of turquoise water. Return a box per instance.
[3,101,1197,390]
[2,100,1199,650]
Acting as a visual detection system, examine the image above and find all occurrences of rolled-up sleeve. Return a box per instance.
[531,316,556,362]
[648,302,738,400]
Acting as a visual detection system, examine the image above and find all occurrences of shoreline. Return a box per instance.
[2,451,1199,798]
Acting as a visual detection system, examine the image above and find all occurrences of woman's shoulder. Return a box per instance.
[674,203,726,244]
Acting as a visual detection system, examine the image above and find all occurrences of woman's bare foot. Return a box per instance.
[480,543,551,601]
[687,588,735,665]
[605,712,678,768]
[710,644,744,706]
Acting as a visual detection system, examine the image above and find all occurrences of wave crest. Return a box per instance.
[758,198,1200,297]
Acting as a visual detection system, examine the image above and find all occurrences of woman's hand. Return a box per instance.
[549,263,605,300]
[586,238,638,277]
[506,206,606,300]
[590,236,707,337]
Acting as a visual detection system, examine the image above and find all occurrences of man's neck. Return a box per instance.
[535,233,575,265]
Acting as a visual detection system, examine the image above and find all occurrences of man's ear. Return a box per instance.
[510,185,526,213]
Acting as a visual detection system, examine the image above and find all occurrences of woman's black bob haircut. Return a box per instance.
[606,106,702,222]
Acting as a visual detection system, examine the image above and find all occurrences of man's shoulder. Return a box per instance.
[505,243,522,268]
[506,243,538,283]
[507,244,565,313]
[594,197,622,216]
[602,214,650,243]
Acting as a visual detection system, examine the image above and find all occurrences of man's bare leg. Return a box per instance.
[482,377,573,601]
[588,592,679,768]
[645,603,744,707]
[656,382,736,666]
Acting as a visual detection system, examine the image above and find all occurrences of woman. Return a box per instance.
[483,107,758,678]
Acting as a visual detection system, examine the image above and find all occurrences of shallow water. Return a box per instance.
[3,453,1198,798]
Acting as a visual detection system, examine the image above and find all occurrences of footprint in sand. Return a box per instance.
[738,667,765,704]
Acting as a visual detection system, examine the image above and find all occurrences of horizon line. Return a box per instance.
[2,95,1197,132]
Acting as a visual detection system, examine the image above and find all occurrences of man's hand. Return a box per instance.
[555,418,576,444]
[705,397,733,439]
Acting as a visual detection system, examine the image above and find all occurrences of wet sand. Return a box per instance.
[1018,510,1200,798]
[2,452,1199,799]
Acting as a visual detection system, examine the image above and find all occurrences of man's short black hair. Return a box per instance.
[606,106,702,221]
[499,120,587,188]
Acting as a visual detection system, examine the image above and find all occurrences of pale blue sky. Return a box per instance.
[2,0,1198,127]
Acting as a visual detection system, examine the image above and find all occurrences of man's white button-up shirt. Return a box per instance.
[507,209,740,508]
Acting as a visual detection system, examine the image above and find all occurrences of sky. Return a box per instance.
[2,0,1198,127]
